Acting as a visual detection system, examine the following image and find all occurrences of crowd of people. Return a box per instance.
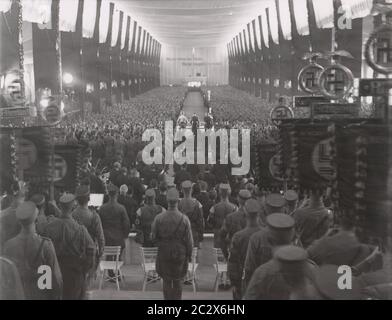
[0,86,391,300]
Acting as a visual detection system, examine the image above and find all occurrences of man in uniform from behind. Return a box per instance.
[207,184,237,248]
[292,187,330,248]
[243,213,296,288]
[152,188,193,300]
[135,189,165,247]
[220,189,252,259]
[43,194,95,300]
[243,245,317,300]
[4,201,63,300]
[178,181,204,248]
[99,184,130,278]
[72,185,105,285]
[228,199,261,300]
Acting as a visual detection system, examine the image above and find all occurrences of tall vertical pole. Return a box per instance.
[50,0,63,200]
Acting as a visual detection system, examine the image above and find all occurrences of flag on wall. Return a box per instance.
[22,0,51,24]
[99,0,110,43]
[292,0,309,36]
[311,0,334,29]
[267,1,280,45]
[120,12,128,49]
[340,0,373,19]
[261,10,270,48]
[254,17,262,50]
[59,0,79,32]
[111,6,120,47]
[129,19,136,52]
[0,0,11,13]
[278,0,292,40]
[82,0,97,38]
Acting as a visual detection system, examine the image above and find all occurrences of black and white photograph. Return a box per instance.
[0,0,392,305]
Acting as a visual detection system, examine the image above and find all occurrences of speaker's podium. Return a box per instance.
[184,75,207,87]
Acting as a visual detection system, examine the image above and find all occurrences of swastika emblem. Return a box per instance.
[311,138,335,181]
[53,154,68,182]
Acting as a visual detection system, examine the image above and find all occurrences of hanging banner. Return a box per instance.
[278,0,292,40]
[292,0,310,36]
[336,123,389,238]
[16,127,51,184]
[340,0,374,20]
[22,0,51,24]
[54,144,82,192]
[120,12,128,49]
[261,10,270,48]
[267,1,280,44]
[311,0,334,29]
[82,0,97,38]
[59,0,79,32]
[99,0,110,43]
[256,144,283,188]
[111,7,121,47]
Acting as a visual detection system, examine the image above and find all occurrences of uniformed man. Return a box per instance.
[259,193,286,224]
[3,201,63,300]
[243,245,317,300]
[151,188,193,300]
[99,184,130,279]
[284,190,298,215]
[207,184,237,248]
[228,199,261,300]
[136,189,165,247]
[72,185,105,282]
[43,193,95,300]
[243,213,295,288]
[220,189,252,258]
[292,188,330,248]
[0,188,25,250]
[178,181,204,248]
[307,214,380,268]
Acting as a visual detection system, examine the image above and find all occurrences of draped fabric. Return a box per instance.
[254,16,262,50]
[289,0,311,95]
[340,0,373,20]
[252,18,262,97]
[111,7,121,47]
[261,10,270,48]
[276,0,294,97]
[0,0,11,13]
[268,1,280,45]
[22,0,51,24]
[120,14,127,50]
[292,0,310,36]
[259,14,270,100]
[278,0,292,40]
[266,7,280,101]
[255,144,281,188]
[99,0,110,43]
[82,0,97,38]
[59,0,79,32]
[311,0,334,29]
[0,1,19,73]
[129,19,136,53]
[54,145,82,192]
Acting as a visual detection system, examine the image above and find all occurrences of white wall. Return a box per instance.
[160,45,228,86]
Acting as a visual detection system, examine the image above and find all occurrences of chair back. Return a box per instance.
[189,247,198,272]
[140,247,158,271]
[102,246,122,268]
[213,248,226,266]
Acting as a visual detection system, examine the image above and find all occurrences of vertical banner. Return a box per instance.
[289,0,312,95]
[61,0,83,113]
[266,6,280,102]
[111,9,123,104]
[129,20,137,97]
[259,14,271,100]
[1,2,20,74]
[53,144,82,192]
[135,26,142,94]
[336,124,389,240]
[276,0,294,97]
[120,15,130,100]
[253,18,262,97]
[255,144,283,189]
[82,0,100,113]
[98,1,114,110]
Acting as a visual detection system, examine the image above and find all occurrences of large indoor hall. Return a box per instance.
[0,0,392,306]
